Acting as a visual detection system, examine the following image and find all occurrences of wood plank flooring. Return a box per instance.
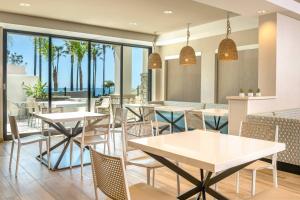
[0,134,299,200]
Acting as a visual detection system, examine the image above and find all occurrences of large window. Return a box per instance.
[4,30,151,139]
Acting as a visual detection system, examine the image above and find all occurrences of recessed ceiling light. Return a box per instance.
[19,2,31,7]
[163,10,173,14]
[129,22,138,26]
[257,10,267,15]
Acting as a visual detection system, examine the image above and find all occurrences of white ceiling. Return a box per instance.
[0,0,230,34]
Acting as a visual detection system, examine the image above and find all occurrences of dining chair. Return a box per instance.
[95,96,111,114]
[121,110,164,186]
[8,115,50,177]
[41,106,65,168]
[90,148,175,200]
[25,98,40,127]
[72,114,110,178]
[184,110,206,131]
[111,107,137,151]
[142,107,171,136]
[236,121,279,196]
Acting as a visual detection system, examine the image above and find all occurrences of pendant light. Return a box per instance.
[179,23,196,66]
[218,13,238,60]
[148,34,162,69]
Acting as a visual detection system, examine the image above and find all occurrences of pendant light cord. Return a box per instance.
[226,12,231,38]
[153,33,157,52]
[186,23,191,46]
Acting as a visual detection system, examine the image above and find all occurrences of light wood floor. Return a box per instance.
[0,134,299,200]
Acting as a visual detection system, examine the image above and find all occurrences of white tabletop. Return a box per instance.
[128,131,285,173]
[196,108,228,117]
[36,111,107,123]
[155,105,195,113]
[124,103,159,108]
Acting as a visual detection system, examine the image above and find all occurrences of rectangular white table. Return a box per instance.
[128,131,285,200]
[36,111,108,170]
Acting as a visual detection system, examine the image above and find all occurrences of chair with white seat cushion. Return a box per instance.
[90,147,175,200]
[236,121,279,196]
[8,115,49,177]
[72,114,110,178]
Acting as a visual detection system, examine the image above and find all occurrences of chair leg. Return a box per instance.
[46,138,50,169]
[176,162,181,195]
[273,166,278,188]
[9,141,15,171]
[80,147,84,179]
[112,132,116,151]
[152,168,155,187]
[94,187,98,200]
[169,125,172,134]
[48,130,52,169]
[15,144,21,177]
[107,141,111,155]
[251,170,256,196]
[70,139,73,169]
[39,140,42,161]
[236,172,240,193]
[146,168,151,185]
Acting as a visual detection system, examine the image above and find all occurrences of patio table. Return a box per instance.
[195,108,228,132]
[128,130,285,200]
[36,111,108,170]
[155,106,195,132]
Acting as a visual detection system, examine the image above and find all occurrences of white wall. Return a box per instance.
[155,29,258,103]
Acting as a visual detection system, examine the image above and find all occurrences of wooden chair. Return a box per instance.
[72,114,110,178]
[111,107,137,151]
[184,110,206,131]
[41,106,65,168]
[95,96,111,114]
[142,107,171,136]
[236,121,279,196]
[121,111,164,186]
[8,115,49,177]
[90,148,175,200]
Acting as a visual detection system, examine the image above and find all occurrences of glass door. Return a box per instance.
[6,32,49,136]
[51,38,89,112]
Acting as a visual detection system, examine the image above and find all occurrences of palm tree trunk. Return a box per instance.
[70,55,74,91]
[93,56,97,97]
[76,62,79,90]
[79,65,83,91]
[33,38,37,76]
[102,46,106,95]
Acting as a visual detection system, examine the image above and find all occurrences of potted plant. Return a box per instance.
[23,80,48,101]
[239,88,245,97]
[256,88,261,96]
[248,89,254,97]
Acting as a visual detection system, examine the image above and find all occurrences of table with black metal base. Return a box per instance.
[146,151,255,200]
[36,121,92,170]
[125,106,143,122]
[155,111,185,133]
[36,112,106,171]
[205,116,228,132]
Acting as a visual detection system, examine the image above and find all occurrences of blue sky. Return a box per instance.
[7,33,145,91]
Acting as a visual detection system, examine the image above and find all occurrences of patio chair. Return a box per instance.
[122,115,164,186]
[41,106,65,168]
[184,110,206,131]
[95,96,111,114]
[8,115,50,177]
[111,107,137,151]
[72,114,111,178]
[90,148,175,200]
[141,107,171,136]
[236,121,279,196]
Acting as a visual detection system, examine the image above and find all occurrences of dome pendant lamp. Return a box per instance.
[218,13,238,60]
[179,23,196,66]
[148,34,162,69]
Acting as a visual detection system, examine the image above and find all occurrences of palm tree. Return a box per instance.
[65,41,77,91]
[38,37,44,81]
[73,41,88,91]
[102,44,115,95]
[91,43,103,97]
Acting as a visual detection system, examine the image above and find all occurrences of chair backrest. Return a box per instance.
[239,121,279,164]
[90,148,130,200]
[8,115,20,141]
[114,107,128,125]
[142,107,156,122]
[81,115,110,144]
[184,110,206,131]
[41,106,64,114]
